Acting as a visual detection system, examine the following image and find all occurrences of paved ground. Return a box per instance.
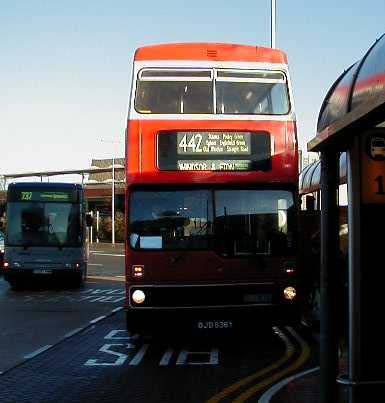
[0,243,126,374]
[0,244,324,402]
[0,309,318,403]
[88,242,125,281]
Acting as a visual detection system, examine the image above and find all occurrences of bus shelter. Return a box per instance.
[308,33,385,402]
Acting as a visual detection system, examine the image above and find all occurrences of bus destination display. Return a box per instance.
[157,131,271,172]
[177,132,251,156]
[12,190,75,203]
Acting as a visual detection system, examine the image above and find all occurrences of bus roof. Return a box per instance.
[8,182,82,190]
[134,43,288,64]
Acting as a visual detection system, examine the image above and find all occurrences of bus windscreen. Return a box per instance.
[6,202,82,247]
[129,189,294,256]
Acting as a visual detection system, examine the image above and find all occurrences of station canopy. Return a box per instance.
[308,33,385,151]
[299,153,347,195]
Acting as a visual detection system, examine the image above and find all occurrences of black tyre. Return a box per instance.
[73,270,85,288]
[126,310,156,335]
[8,279,23,291]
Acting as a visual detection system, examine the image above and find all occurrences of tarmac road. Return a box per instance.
[0,243,319,402]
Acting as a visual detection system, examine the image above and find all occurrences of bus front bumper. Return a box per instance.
[4,267,84,281]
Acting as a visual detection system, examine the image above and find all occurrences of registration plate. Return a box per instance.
[196,320,233,330]
[243,294,272,303]
[33,269,52,274]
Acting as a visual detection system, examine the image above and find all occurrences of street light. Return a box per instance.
[100,139,123,245]
[271,0,276,49]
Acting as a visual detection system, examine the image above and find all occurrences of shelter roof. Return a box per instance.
[308,34,385,151]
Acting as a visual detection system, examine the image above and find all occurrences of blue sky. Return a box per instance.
[1,0,384,179]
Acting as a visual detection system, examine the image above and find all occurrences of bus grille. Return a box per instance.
[129,283,277,309]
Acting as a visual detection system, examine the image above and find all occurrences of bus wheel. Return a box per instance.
[126,310,146,333]
[8,280,22,291]
[73,272,85,288]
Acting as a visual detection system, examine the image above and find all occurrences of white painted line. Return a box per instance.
[129,344,150,366]
[89,263,103,267]
[115,275,125,278]
[90,250,106,253]
[87,275,125,282]
[24,345,53,359]
[159,348,174,366]
[258,367,320,403]
[63,328,84,339]
[89,315,107,324]
[111,306,124,313]
[258,327,317,403]
[91,252,125,257]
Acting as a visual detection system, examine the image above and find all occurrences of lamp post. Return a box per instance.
[271,0,276,49]
[112,156,115,244]
[101,139,122,245]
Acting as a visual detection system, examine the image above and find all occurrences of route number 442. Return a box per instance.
[178,134,203,153]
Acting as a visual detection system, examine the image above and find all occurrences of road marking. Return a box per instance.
[258,366,320,403]
[63,328,84,339]
[84,344,135,366]
[128,344,150,366]
[232,327,311,403]
[87,275,125,282]
[159,348,174,366]
[104,330,139,340]
[24,345,52,359]
[90,315,107,324]
[90,252,125,257]
[176,349,219,366]
[111,306,124,313]
[206,327,294,403]
[89,263,103,267]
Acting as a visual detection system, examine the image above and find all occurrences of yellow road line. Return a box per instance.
[206,327,295,403]
[232,327,310,403]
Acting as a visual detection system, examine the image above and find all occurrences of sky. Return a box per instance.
[1,0,385,181]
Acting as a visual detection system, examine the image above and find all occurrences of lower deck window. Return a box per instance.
[129,189,295,256]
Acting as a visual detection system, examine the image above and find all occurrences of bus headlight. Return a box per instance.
[132,289,146,304]
[283,286,296,300]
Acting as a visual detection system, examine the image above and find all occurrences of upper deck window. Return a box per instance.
[134,68,291,116]
[215,70,289,115]
[135,69,214,114]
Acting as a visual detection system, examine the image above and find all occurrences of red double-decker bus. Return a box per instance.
[125,43,299,331]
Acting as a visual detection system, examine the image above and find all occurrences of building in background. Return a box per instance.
[298,150,319,172]
[0,158,126,241]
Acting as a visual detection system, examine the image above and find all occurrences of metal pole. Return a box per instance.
[96,210,100,243]
[320,150,340,403]
[271,0,276,49]
[90,211,93,244]
[112,157,115,245]
[347,136,362,383]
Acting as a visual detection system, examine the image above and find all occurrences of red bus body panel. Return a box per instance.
[135,43,288,64]
[126,120,297,186]
[125,43,299,321]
